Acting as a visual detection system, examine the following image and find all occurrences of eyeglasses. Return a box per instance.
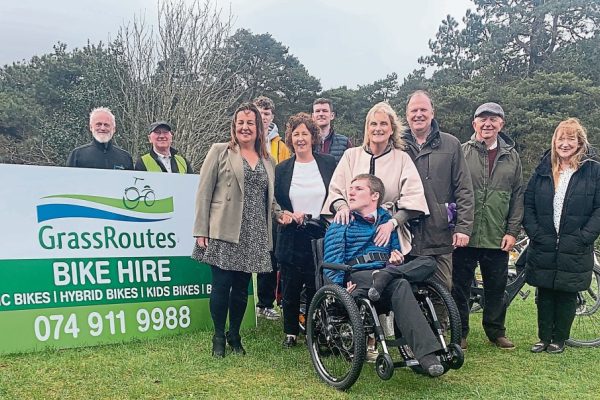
[151,130,172,135]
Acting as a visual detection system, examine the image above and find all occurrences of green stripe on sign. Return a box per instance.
[43,194,174,214]
[0,298,256,355]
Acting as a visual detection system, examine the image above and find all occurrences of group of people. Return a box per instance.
[68,91,600,375]
[67,107,193,174]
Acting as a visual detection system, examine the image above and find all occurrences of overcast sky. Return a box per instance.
[0,0,473,89]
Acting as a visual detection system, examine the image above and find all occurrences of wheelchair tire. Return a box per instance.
[306,284,366,391]
[375,353,394,380]
[410,280,462,375]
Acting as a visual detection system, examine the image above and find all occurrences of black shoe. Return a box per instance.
[546,341,565,354]
[530,341,549,353]
[212,335,226,358]
[282,335,297,348]
[418,353,445,377]
[226,331,246,355]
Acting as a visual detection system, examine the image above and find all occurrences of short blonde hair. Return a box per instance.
[551,118,589,178]
[362,102,405,149]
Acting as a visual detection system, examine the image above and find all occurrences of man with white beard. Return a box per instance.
[67,107,133,170]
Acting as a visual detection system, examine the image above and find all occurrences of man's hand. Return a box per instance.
[453,232,470,248]
[388,249,404,265]
[501,234,516,252]
[374,220,394,247]
[196,236,209,248]
[345,281,356,294]
[334,205,351,225]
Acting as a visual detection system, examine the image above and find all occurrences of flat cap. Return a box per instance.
[474,102,505,119]
[148,121,173,134]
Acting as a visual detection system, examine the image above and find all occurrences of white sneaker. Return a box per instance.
[257,307,280,320]
[366,346,379,363]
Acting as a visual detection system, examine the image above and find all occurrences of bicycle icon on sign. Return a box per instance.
[122,177,156,209]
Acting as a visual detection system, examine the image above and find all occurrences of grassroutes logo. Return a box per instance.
[36,178,174,223]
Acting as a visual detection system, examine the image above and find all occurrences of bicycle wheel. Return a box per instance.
[122,187,140,209]
[566,266,600,347]
[306,284,365,391]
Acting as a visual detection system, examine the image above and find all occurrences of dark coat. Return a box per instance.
[403,119,474,255]
[66,139,133,170]
[274,153,336,265]
[523,150,600,292]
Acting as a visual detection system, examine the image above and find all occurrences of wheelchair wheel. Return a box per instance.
[306,284,366,391]
[566,266,600,347]
[417,280,461,346]
[375,353,394,380]
[411,280,463,375]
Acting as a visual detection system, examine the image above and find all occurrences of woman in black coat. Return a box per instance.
[274,113,336,348]
[523,118,600,353]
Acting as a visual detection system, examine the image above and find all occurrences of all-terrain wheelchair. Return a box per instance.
[306,239,464,391]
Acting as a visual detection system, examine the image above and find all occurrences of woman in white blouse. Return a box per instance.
[274,113,337,348]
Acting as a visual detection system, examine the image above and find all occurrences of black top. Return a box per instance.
[66,139,133,170]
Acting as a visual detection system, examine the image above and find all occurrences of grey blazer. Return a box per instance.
[193,142,281,249]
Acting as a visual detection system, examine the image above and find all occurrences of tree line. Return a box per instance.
[1,0,599,177]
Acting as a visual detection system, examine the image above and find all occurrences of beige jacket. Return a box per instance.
[193,143,282,249]
[321,146,429,254]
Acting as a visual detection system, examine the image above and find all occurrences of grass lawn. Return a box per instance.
[1,292,598,400]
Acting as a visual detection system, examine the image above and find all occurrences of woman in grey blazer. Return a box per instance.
[193,102,291,358]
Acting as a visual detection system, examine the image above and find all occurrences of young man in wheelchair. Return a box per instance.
[323,174,445,377]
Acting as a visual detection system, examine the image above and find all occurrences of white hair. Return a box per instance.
[89,107,116,126]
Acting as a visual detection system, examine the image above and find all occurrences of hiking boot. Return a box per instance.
[491,336,515,350]
[257,307,280,320]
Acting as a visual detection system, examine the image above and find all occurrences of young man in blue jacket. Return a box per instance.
[323,173,444,377]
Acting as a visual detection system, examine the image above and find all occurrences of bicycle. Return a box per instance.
[469,235,600,347]
[122,177,156,209]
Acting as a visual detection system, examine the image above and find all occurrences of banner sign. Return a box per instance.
[0,164,255,355]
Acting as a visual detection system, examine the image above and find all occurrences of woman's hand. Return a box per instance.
[277,212,293,225]
[334,205,351,225]
[196,236,209,248]
[291,211,305,225]
[374,220,395,247]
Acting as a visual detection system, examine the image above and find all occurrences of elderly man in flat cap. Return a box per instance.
[451,102,524,350]
[135,121,193,173]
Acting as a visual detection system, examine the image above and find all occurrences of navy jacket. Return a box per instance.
[324,207,400,285]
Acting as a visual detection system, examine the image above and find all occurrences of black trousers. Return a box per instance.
[537,287,578,343]
[257,253,278,309]
[210,266,251,338]
[350,270,442,359]
[452,247,509,341]
[257,222,279,309]
[281,261,316,335]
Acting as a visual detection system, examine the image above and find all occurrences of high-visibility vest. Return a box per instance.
[141,153,187,174]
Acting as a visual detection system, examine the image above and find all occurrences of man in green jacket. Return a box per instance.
[452,102,524,350]
[135,121,193,174]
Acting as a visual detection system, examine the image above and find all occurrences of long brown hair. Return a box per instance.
[228,102,269,158]
[551,118,589,184]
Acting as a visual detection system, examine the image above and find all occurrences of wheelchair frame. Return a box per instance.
[305,239,464,391]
